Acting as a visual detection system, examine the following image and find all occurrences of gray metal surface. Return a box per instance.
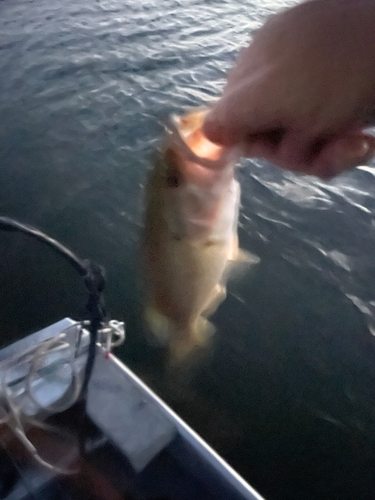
[0,318,266,500]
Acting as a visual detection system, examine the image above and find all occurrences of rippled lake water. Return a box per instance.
[2,0,375,499]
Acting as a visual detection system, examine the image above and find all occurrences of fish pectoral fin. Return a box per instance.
[232,249,260,265]
[144,304,172,344]
[225,248,260,282]
[169,317,215,362]
[228,235,260,265]
[227,235,239,261]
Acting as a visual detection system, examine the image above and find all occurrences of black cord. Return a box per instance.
[0,217,86,276]
[81,261,107,397]
[0,216,107,400]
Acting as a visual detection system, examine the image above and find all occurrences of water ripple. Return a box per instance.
[1,1,375,498]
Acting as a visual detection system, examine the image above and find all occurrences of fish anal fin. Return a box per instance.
[144,304,172,344]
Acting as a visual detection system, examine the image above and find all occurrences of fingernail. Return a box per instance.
[351,138,370,158]
[332,137,371,170]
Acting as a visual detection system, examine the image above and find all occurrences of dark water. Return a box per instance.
[2,0,375,499]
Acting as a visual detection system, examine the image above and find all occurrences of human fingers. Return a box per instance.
[309,133,375,179]
[202,63,281,148]
[238,131,375,179]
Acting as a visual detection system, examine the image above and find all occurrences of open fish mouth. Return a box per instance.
[165,108,240,171]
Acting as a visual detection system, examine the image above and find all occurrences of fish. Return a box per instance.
[143,108,259,361]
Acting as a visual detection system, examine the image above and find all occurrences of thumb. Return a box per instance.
[203,69,277,147]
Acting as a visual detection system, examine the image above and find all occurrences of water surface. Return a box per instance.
[1,1,375,499]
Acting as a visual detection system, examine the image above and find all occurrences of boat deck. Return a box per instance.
[0,319,265,500]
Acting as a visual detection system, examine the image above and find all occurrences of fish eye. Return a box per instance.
[166,170,181,188]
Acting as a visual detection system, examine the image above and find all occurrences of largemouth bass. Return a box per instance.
[143,108,259,361]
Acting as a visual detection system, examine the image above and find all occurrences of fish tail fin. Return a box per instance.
[169,317,215,362]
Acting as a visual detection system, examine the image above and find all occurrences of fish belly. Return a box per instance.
[144,179,240,359]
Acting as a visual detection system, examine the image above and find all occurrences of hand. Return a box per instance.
[203,0,375,179]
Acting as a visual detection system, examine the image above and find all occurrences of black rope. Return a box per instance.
[81,261,107,397]
[0,216,107,400]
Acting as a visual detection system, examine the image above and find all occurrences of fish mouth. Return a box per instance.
[165,107,240,171]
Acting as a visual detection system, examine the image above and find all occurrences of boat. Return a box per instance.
[0,318,265,500]
[0,216,265,500]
